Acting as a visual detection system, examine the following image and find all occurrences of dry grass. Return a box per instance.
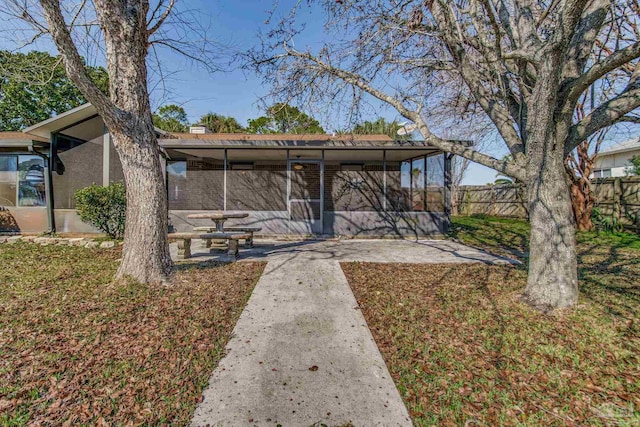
[342,215,640,426]
[0,243,264,426]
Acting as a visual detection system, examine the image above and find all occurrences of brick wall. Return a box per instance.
[168,159,224,210]
[53,138,103,209]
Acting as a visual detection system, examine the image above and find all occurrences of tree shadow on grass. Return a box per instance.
[171,259,233,273]
[577,241,640,323]
[449,215,530,257]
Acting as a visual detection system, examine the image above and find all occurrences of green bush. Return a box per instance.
[74,182,126,239]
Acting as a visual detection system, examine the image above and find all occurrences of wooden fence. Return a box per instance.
[455,177,640,231]
[455,184,528,218]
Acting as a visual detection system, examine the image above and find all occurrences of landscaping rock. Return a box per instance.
[7,236,23,244]
[69,238,86,246]
[21,236,36,242]
[57,239,71,246]
[33,237,48,244]
[0,236,7,243]
[85,241,99,249]
[100,241,116,249]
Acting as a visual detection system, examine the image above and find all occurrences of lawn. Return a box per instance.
[342,215,640,426]
[0,243,264,426]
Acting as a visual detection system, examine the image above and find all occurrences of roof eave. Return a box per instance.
[23,103,98,139]
[599,146,640,156]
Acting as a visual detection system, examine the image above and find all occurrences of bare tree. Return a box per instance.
[564,8,640,231]
[4,0,221,284]
[254,0,640,310]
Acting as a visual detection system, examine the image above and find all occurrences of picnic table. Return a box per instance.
[186,212,249,232]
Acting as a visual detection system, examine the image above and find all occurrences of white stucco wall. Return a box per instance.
[592,149,639,177]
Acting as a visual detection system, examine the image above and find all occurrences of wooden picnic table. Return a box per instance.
[186,212,249,232]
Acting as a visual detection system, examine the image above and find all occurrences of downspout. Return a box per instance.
[29,143,56,234]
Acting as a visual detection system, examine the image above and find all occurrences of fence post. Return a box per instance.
[491,186,497,216]
[613,177,622,223]
[464,188,471,216]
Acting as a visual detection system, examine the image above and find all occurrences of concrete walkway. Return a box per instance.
[187,240,511,426]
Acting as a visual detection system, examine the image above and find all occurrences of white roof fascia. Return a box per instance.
[23,103,98,139]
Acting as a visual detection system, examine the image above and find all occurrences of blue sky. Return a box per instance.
[1,0,636,185]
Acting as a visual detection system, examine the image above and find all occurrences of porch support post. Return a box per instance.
[102,126,110,186]
[424,155,427,211]
[410,157,413,208]
[444,153,454,231]
[43,153,54,233]
[223,148,227,210]
[320,149,324,234]
[286,149,291,234]
[382,149,387,212]
[48,132,58,232]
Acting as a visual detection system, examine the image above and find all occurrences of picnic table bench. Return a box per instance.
[193,226,262,248]
[169,232,251,260]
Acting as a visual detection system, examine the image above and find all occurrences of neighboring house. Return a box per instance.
[0,103,456,236]
[591,137,640,178]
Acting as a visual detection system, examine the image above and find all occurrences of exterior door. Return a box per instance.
[288,159,323,234]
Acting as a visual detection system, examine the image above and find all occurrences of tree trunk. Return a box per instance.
[113,129,171,284]
[38,0,172,284]
[522,53,579,310]
[522,143,579,310]
[101,4,171,284]
[568,178,595,231]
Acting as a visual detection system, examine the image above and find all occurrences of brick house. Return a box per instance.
[0,103,455,237]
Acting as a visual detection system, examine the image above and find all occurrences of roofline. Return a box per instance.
[0,140,47,146]
[599,145,640,156]
[23,103,95,134]
[158,139,445,150]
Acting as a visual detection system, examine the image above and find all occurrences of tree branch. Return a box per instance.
[430,0,526,158]
[566,73,640,153]
[617,115,640,124]
[38,0,116,121]
[148,0,175,37]
[563,41,640,106]
[284,48,525,181]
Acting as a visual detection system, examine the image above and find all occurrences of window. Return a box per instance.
[593,169,612,178]
[0,155,46,207]
[0,157,17,207]
[426,154,445,212]
[411,157,426,211]
[18,156,46,207]
[167,161,187,203]
[397,154,446,212]
[400,157,427,211]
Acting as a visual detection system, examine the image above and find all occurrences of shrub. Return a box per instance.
[0,207,19,232]
[74,182,126,239]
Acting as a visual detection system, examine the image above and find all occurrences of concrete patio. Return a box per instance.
[170,237,514,265]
